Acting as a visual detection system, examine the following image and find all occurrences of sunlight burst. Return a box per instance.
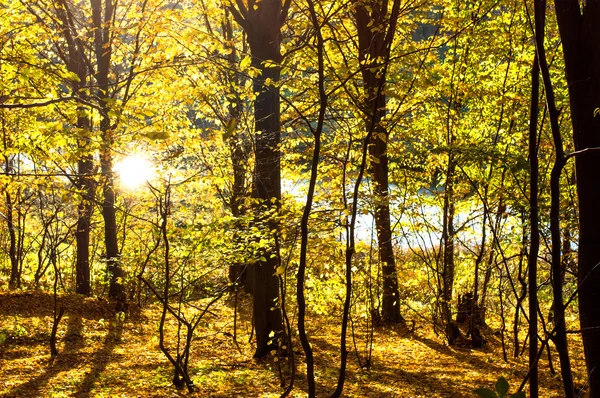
[114,154,155,189]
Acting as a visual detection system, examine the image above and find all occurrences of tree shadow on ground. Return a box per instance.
[301,326,508,397]
[4,312,85,397]
[74,319,122,398]
[4,312,122,398]
[0,291,111,321]
[409,332,508,375]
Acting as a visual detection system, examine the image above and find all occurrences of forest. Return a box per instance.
[1,0,599,396]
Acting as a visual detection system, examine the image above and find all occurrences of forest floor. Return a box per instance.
[0,290,589,397]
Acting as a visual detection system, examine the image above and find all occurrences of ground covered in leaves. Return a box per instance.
[0,291,588,397]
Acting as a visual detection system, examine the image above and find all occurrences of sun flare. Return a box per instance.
[114,154,155,189]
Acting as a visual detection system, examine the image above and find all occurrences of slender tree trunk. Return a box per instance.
[535,0,575,398]
[90,0,125,310]
[74,108,95,296]
[221,13,251,288]
[2,121,20,289]
[43,0,97,296]
[527,51,540,398]
[514,216,528,358]
[355,0,403,324]
[75,150,96,295]
[441,156,458,345]
[534,0,575,394]
[101,154,124,307]
[5,190,19,289]
[296,2,328,394]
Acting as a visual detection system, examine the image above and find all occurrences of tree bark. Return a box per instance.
[441,156,458,345]
[229,0,290,358]
[552,1,600,393]
[296,2,328,394]
[527,52,540,398]
[44,0,97,296]
[90,0,126,310]
[355,0,404,324]
[2,124,18,289]
[5,190,19,290]
[535,3,576,387]
[75,150,96,296]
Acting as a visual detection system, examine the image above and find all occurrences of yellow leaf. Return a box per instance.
[240,55,251,70]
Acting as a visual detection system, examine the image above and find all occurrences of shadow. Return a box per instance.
[0,291,111,321]
[5,312,122,398]
[74,319,122,398]
[410,333,507,375]
[4,313,85,397]
[298,327,509,398]
[64,312,85,350]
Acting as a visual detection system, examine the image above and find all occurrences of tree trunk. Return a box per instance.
[5,191,19,289]
[91,0,126,310]
[355,0,403,324]
[42,0,97,296]
[249,59,283,358]
[229,0,290,358]
[75,149,96,296]
[441,156,458,345]
[527,52,540,398]
[552,2,600,394]
[221,13,251,288]
[535,0,575,394]
[2,116,19,289]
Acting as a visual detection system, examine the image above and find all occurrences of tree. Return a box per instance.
[23,0,98,295]
[552,0,600,394]
[89,0,125,309]
[229,0,291,358]
[533,0,575,395]
[354,0,404,324]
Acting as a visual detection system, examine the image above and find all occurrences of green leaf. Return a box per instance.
[496,377,509,397]
[474,388,498,398]
[509,392,526,398]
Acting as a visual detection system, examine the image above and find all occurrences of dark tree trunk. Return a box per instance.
[221,14,251,288]
[75,150,96,296]
[534,0,574,395]
[552,1,600,394]
[527,52,540,398]
[249,60,284,358]
[101,158,124,307]
[2,93,20,289]
[91,0,125,310]
[296,2,328,394]
[355,0,403,324]
[42,0,97,295]
[441,156,458,345]
[229,0,290,358]
[5,191,19,289]
[513,216,528,358]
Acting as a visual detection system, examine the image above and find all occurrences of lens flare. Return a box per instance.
[114,154,154,189]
